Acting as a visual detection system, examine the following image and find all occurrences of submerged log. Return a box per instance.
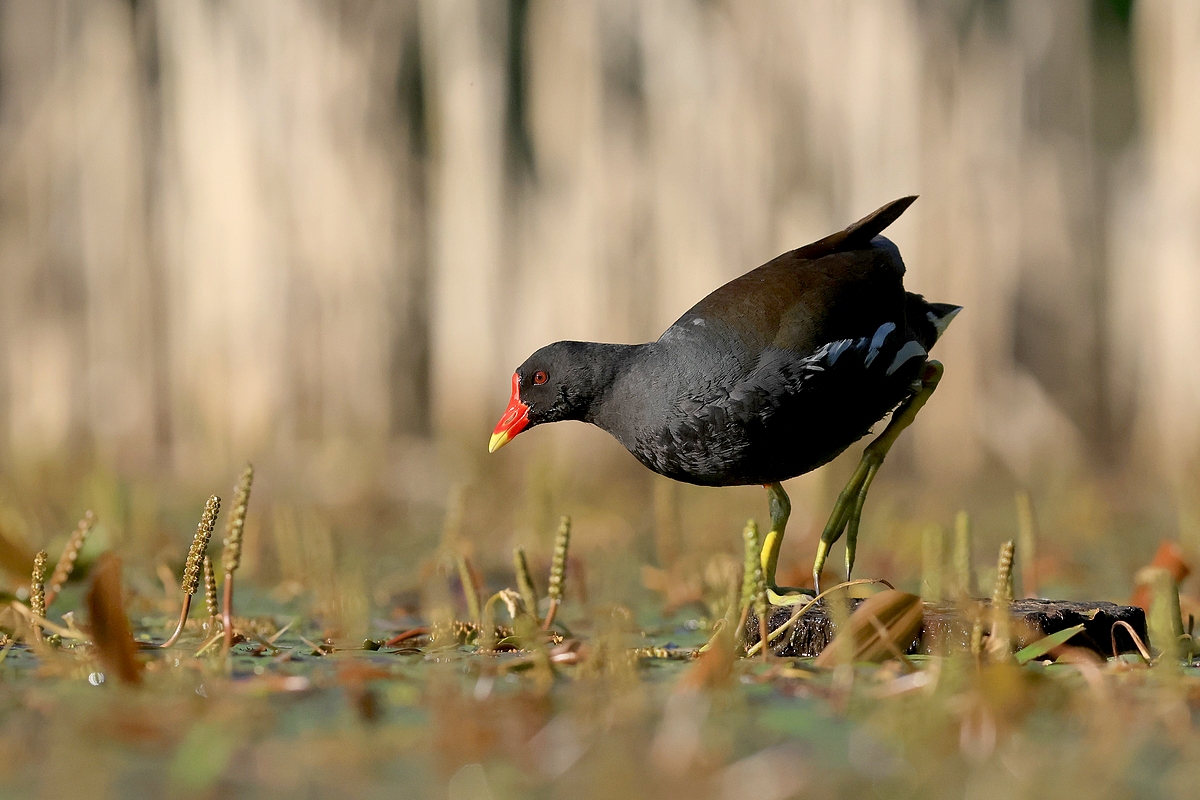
[744,597,1148,659]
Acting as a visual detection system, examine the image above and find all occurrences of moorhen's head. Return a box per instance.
[489,341,628,452]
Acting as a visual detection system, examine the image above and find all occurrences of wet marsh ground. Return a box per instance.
[0,464,1198,800]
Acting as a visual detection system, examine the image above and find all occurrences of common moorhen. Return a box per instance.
[490,196,960,602]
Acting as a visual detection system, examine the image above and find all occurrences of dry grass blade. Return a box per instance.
[543,516,571,629]
[262,618,296,646]
[813,590,923,667]
[86,553,143,684]
[194,630,225,657]
[45,510,94,607]
[1111,620,1153,663]
[10,601,87,640]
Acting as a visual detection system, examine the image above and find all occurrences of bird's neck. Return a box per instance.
[561,341,653,425]
[580,342,663,438]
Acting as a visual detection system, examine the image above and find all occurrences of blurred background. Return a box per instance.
[0,0,1198,608]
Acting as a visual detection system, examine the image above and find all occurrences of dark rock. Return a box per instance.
[744,597,1148,659]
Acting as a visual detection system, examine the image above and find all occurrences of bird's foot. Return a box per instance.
[766,585,817,606]
[813,448,883,586]
[811,359,944,587]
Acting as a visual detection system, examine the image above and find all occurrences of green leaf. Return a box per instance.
[1015,624,1086,665]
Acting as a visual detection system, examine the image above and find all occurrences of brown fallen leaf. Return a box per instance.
[814,589,924,667]
[0,521,36,582]
[86,553,143,685]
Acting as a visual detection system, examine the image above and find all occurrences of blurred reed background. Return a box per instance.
[0,0,1198,601]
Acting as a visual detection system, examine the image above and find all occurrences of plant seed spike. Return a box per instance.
[739,519,761,614]
[222,463,254,654]
[30,551,48,642]
[987,540,1015,661]
[1015,491,1038,598]
[183,495,221,595]
[1144,567,1185,661]
[735,519,761,648]
[222,463,253,576]
[952,510,972,599]
[921,524,944,601]
[45,510,94,607]
[993,539,1015,604]
[513,546,539,619]
[455,553,482,626]
[162,495,221,648]
[203,556,219,620]
[542,516,571,629]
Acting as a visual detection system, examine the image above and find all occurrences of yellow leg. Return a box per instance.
[759,482,815,605]
[813,360,944,591]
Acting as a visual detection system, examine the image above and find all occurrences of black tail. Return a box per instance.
[842,196,918,246]
[906,292,962,350]
[792,195,918,261]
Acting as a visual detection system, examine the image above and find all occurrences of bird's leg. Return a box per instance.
[813,360,945,591]
[759,482,815,605]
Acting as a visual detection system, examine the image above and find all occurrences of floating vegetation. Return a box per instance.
[0,469,1196,799]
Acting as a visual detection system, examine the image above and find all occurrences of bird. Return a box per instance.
[488,196,960,603]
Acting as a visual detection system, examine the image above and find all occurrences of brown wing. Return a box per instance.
[668,196,917,356]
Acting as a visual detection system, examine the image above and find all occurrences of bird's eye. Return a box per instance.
[533,371,548,385]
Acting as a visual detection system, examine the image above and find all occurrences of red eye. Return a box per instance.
[533,371,548,385]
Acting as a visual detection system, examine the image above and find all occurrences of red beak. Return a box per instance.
[489,373,530,452]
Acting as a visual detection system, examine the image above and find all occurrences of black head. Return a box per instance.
[489,341,633,452]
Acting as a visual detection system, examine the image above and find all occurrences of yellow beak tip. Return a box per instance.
[488,432,510,453]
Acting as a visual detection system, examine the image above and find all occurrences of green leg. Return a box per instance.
[813,360,945,592]
[759,482,815,605]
